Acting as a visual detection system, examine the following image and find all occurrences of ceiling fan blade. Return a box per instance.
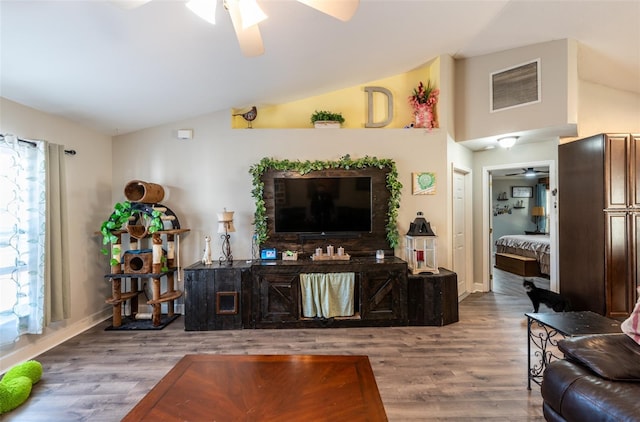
[226,0,265,57]
[504,173,521,177]
[296,0,360,21]
[110,0,152,9]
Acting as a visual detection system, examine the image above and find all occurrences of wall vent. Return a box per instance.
[490,59,541,112]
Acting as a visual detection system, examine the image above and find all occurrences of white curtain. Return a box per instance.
[0,134,70,347]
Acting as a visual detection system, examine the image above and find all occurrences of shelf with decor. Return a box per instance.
[230,61,441,130]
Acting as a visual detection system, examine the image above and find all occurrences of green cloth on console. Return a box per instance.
[300,272,355,318]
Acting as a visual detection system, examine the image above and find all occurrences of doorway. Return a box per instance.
[482,161,558,294]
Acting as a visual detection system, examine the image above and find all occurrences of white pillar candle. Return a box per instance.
[337,247,344,256]
[327,245,334,256]
[315,247,323,256]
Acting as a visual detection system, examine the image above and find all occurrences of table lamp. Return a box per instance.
[217,209,235,265]
[531,206,545,233]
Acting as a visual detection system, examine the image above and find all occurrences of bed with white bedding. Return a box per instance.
[495,234,550,275]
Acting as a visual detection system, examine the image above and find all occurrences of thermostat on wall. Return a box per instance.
[261,248,277,260]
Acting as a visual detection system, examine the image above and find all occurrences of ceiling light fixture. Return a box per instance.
[497,136,517,149]
[186,0,217,25]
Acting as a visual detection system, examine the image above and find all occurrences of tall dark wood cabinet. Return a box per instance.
[559,133,639,318]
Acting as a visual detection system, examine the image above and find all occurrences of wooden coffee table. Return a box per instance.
[122,354,387,421]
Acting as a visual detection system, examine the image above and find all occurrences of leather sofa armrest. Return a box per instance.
[558,334,640,381]
[542,358,640,422]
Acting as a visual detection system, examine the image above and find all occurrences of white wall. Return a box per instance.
[0,98,113,371]
[455,39,578,142]
[572,80,640,139]
[491,178,538,241]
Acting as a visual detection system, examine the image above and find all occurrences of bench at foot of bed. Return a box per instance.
[495,252,540,277]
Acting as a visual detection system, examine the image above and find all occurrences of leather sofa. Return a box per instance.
[541,334,640,421]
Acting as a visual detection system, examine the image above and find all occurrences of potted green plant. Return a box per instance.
[310,110,345,128]
[100,201,163,265]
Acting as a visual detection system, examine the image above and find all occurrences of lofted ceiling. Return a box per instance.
[1,0,638,139]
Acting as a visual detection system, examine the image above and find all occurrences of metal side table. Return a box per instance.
[526,311,621,389]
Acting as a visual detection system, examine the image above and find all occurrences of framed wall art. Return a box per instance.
[511,186,533,198]
[412,172,436,195]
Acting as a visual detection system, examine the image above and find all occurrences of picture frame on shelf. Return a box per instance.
[511,186,533,198]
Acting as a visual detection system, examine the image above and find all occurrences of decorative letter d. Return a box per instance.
[364,86,393,128]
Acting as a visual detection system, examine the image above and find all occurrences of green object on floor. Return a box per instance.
[0,360,42,414]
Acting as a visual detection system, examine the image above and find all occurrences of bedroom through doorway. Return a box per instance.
[485,161,557,296]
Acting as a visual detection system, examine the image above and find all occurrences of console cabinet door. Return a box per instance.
[604,134,630,209]
[184,268,212,331]
[211,267,245,330]
[360,266,407,322]
[255,271,300,325]
[634,212,640,300]
[184,265,247,330]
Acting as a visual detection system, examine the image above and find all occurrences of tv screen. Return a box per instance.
[274,177,372,233]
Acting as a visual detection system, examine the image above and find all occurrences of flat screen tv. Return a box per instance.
[274,177,372,234]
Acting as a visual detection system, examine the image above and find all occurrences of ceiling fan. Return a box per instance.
[111,0,360,57]
[504,167,549,177]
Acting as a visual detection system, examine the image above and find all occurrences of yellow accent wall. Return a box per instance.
[232,58,439,129]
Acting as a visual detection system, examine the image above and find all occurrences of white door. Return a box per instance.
[488,172,494,292]
[453,170,467,298]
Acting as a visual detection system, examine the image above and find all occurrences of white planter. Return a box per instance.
[313,121,341,129]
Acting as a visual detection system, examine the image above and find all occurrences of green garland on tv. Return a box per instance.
[249,155,402,248]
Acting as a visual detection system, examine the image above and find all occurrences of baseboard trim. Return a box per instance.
[0,307,112,373]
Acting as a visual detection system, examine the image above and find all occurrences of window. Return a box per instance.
[0,135,46,346]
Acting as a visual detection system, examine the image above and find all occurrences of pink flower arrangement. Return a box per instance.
[408,80,439,129]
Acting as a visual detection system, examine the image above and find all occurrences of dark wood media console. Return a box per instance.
[184,258,458,330]
[251,257,407,328]
[183,158,459,330]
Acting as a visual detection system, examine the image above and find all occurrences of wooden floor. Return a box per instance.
[492,266,550,298]
[6,269,546,421]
